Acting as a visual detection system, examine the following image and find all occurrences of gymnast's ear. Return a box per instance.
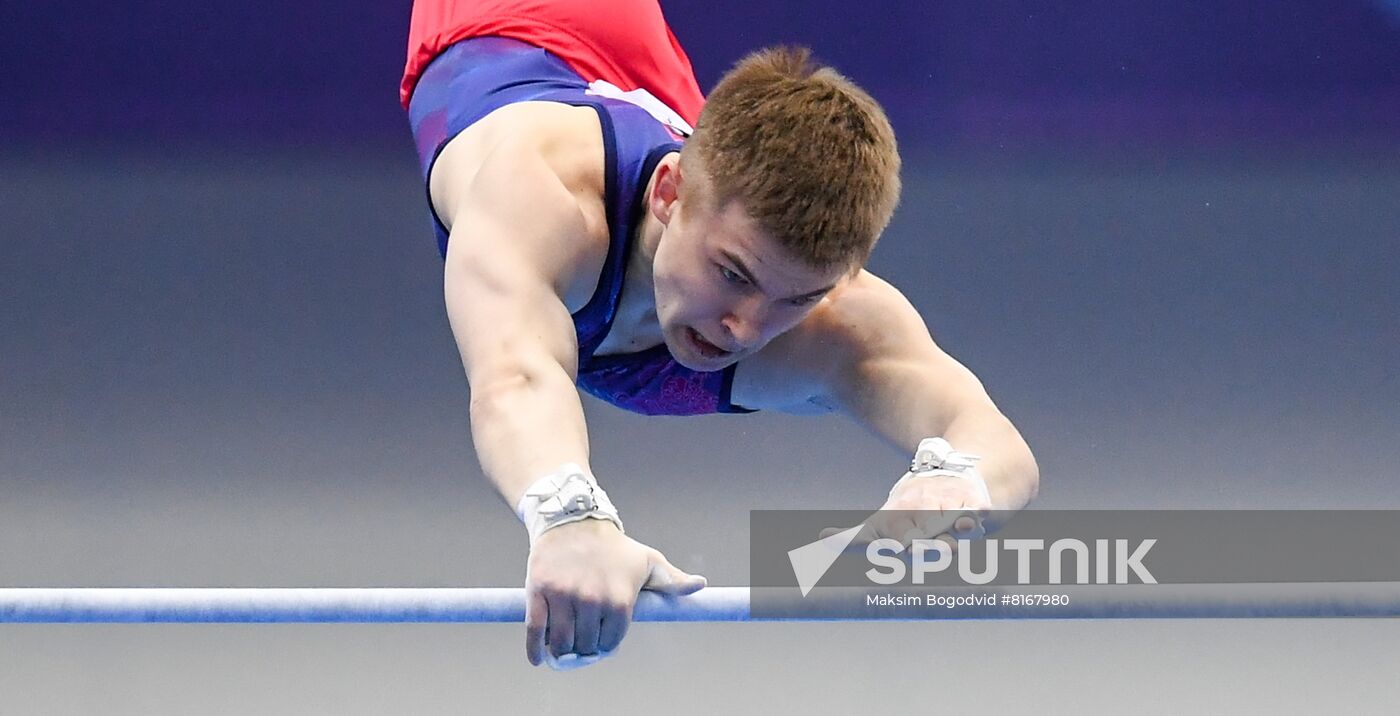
[648,153,682,226]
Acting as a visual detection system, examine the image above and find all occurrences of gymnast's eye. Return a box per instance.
[718,265,747,285]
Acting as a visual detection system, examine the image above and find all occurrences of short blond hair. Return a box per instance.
[680,47,901,272]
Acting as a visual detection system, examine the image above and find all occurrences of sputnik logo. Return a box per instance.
[786,525,864,597]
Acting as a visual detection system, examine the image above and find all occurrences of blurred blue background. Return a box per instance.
[2,2,1398,713]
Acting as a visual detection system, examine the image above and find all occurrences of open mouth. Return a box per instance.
[687,327,730,359]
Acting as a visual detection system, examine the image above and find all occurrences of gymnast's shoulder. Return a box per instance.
[730,269,933,413]
[429,101,612,310]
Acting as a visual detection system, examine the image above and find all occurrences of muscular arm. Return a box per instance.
[440,138,595,509]
[756,272,1039,515]
[437,120,706,670]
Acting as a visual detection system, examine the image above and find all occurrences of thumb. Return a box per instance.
[820,523,877,549]
[641,551,708,595]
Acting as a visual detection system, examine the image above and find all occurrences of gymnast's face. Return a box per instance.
[647,158,848,372]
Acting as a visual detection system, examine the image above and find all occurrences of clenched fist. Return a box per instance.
[524,519,706,670]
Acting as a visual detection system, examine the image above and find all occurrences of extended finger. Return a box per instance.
[817,523,880,553]
[525,588,549,667]
[952,513,986,540]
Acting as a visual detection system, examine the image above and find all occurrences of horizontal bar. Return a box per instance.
[0,587,747,623]
[1,584,1398,623]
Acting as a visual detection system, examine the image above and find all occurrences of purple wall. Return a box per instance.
[5,1,1398,148]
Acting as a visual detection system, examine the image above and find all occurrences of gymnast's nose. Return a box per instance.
[720,296,766,349]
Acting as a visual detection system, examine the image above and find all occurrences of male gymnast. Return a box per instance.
[401,0,1040,669]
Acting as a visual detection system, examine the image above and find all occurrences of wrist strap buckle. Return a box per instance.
[893,438,992,507]
[517,464,624,546]
[911,437,981,475]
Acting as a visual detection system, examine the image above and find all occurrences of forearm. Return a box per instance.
[468,363,593,510]
[841,356,1039,517]
[941,406,1039,516]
